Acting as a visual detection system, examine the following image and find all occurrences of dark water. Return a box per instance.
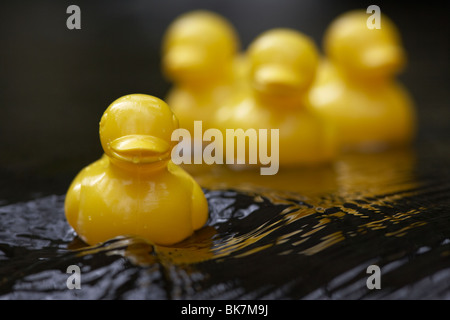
[1,144,450,300]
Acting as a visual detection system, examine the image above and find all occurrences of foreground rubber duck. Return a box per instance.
[215,29,336,166]
[309,10,415,151]
[162,10,245,135]
[65,94,209,246]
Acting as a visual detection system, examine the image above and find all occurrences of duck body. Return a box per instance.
[311,62,415,151]
[217,95,336,166]
[65,94,208,246]
[166,73,238,134]
[65,158,207,246]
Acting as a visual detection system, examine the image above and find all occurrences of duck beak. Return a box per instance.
[163,46,205,77]
[253,65,306,95]
[110,135,171,163]
[361,45,405,74]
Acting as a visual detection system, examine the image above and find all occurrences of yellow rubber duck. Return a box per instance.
[162,10,245,135]
[215,28,336,167]
[64,94,209,246]
[309,10,416,151]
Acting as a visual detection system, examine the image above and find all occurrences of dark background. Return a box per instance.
[0,0,449,200]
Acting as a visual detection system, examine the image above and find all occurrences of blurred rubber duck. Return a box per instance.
[162,10,246,136]
[215,29,337,167]
[309,10,416,152]
[65,94,209,246]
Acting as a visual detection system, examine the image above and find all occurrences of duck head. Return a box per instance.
[324,10,406,85]
[100,94,178,169]
[162,10,240,87]
[248,29,319,107]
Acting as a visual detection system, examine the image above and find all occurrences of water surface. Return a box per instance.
[1,146,450,299]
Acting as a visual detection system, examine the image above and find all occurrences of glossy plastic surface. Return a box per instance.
[64,94,209,246]
[309,10,416,151]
